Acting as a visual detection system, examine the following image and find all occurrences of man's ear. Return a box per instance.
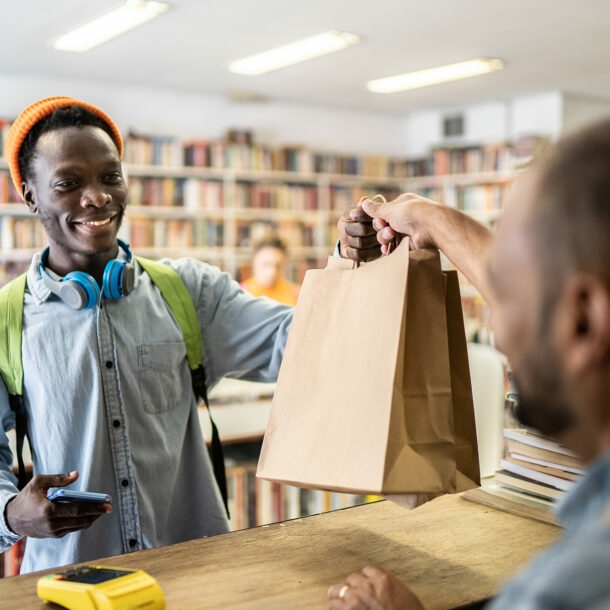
[557,273,610,375]
[22,182,37,213]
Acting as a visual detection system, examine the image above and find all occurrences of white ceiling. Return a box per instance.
[1,0,610,115]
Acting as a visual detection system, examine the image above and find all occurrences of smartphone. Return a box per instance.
[47,489,111,504]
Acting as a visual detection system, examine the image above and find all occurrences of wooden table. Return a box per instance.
[0,493,559,609]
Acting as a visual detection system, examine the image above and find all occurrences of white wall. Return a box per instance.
[402,91,564,158]
[3,73,596,161]
[509,92,563,140]
[402,101,509,158]
[562,93,610,135]
[0,73,407,157]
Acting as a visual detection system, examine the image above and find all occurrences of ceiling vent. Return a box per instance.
[443,114,464,138]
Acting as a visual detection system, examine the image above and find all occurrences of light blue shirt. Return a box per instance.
[488,449,610,609]
[0,252,292,573]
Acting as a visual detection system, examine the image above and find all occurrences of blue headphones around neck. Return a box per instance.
[39,239,135,310]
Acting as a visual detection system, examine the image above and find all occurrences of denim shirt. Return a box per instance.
[0,253,292,573]
[488,449,610,610]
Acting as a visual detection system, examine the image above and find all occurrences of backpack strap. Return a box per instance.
[136,257,229,517]
[0,262,230,515]
[0,273,29,490]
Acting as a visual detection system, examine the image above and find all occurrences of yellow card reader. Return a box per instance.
[37,565,165,610]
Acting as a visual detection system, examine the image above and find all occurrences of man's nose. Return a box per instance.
[81,183,111,207]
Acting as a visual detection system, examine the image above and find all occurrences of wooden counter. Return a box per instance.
[0,493,560,609]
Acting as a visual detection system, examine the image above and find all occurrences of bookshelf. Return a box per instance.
[203,378,367,531]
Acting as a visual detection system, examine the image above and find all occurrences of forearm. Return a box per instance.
[422,203,495,305]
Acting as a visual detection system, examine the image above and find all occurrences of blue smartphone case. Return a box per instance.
[47,489,111,503]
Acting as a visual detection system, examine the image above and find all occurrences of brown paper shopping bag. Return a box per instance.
[443,270,481,491]
[257,239,479,495]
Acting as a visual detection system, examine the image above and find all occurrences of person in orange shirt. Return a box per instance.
[241,236,300,306]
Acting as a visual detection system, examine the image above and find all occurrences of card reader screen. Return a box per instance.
[57,566,134,584]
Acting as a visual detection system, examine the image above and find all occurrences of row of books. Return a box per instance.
[125,176,515,216]
[465,428,584,525]
[0,120,9,160]
[233,182,319,211]
[235,219,330,249]
[122,132,183,167]
[226,462,366,531]
[432,143,516,175]
[126,175,511,214]
[129,176,225,209]
[133,135,434,179]
[123,132,523,178]
[0,217,47,251]
[417,183,512,214]
[220,439,366,531]
[126,175,400,211]
[0,171,21,204]
[123,218,225,249]
[121,217,333,250]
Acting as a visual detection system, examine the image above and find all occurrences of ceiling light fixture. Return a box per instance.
[229,31,361,76]
[52,0,169,53]
[367,58,504,94]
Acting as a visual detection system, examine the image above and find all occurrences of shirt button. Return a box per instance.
[129,539,137,547]
[113,420,121,428]
[121,479,129,487]
[105,361,113,369]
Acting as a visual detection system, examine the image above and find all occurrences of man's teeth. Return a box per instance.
[83,218,111,226]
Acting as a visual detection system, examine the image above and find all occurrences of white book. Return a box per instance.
[500,459,575,492]
[485,483,555,509]
[510,452,584,476]
[503,428,578,457]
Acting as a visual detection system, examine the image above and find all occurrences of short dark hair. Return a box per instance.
[527,118,610,302]
[19,105,121,183]
[253,236,288,254]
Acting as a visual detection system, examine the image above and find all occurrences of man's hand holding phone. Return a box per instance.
[5,471,112,539]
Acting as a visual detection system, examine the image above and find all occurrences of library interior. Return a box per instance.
[0,1,610,609]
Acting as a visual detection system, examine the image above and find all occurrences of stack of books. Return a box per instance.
[463,428,584,526]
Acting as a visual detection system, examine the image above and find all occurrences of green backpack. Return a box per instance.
[0,257,228,515]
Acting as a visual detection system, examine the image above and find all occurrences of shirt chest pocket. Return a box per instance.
[137,342,190,414]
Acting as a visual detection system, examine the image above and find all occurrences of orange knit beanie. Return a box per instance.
[5,96,124,199]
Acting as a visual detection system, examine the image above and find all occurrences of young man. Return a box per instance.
[0,97,357,574]
[330,119,610,609]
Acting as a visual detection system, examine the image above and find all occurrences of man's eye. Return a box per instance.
[55,180,77,189]
[105,173,123,183]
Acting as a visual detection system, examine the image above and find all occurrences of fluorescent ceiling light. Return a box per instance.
[367,58,504,94]
[229,31,360,76]
[52,0,169,53]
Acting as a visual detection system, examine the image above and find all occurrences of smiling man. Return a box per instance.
[0,97,298,573]
[331,119,610,609]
